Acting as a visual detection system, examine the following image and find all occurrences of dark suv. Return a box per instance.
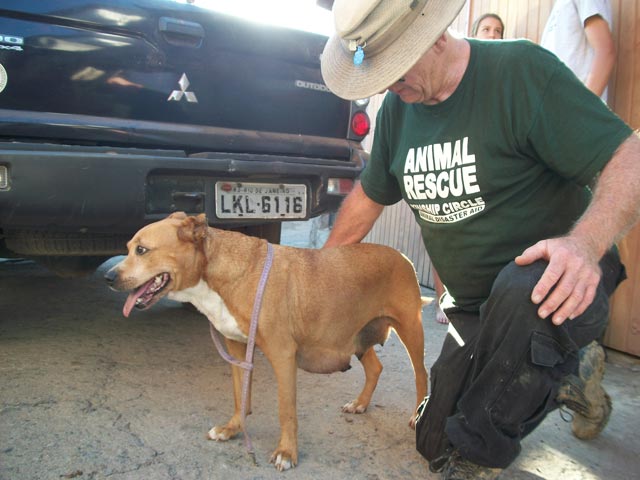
[0,0,369,275]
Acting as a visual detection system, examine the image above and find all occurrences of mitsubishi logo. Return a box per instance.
[167,73,198,103]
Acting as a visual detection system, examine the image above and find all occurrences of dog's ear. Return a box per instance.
[192,214,209,242]
[177,214,209,244]
[168,211,188,220]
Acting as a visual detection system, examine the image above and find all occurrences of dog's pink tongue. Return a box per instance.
[123,279,154,318]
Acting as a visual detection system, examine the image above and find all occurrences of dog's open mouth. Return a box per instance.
[122,273,170,317]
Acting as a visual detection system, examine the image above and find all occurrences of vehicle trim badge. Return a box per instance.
[167,73,198,103]
[0,64,7,94]
[295,80,330,93]
[0,34,23,52]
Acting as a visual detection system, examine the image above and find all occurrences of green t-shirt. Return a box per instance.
[361,39,632,311]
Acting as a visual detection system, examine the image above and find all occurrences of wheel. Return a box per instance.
[33,255,112,278]
[4,230,128,278]
[5,230,128,256]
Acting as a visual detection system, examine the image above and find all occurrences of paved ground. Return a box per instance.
[1,219,639,480]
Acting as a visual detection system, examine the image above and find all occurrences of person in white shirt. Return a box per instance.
[541,0,616,101]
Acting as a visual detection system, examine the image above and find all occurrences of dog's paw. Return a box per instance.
[342,400,368,414]
[269,449,297,471]
[206,425,239,441]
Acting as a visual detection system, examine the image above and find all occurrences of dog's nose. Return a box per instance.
[104,268,117,286]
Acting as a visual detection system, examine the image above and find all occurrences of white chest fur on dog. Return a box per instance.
[169,280,248,343]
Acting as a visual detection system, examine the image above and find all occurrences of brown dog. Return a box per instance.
[105,212,428,470]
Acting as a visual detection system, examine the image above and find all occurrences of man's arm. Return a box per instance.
[583,15,616,97]
[516,132,640,325]
[323,181,385,247]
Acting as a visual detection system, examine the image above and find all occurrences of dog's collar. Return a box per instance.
[208,241,274,457]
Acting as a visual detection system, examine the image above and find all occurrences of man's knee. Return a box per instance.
[490,260,546,302]
[490,260,608,347]
[480,260,547,332]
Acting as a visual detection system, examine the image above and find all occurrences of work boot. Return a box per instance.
[557,341,612,440]
[441,451,502,480]
[428,451,451,473]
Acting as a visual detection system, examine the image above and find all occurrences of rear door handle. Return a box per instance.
[172,191,204,201]
[159,17,204,47]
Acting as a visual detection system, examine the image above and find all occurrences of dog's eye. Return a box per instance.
[135,245,148,255]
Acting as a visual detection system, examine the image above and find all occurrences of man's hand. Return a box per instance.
[322,182,384,248]
[515,236,602,325]
[516,134,640,326]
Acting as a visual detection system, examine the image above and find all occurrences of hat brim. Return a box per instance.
[321,0,467,100]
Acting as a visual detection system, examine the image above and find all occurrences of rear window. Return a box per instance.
[190,0,333,35]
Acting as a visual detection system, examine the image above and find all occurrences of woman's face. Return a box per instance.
[475,17,503,39]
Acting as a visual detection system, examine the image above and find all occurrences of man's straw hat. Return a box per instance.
[321,0,467,100]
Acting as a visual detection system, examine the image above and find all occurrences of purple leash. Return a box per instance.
[208,242,274,461]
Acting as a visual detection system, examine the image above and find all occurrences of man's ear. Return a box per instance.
[177,214,208,243]
[433,32,448,52]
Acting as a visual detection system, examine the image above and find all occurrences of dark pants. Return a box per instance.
[415,252,625,469]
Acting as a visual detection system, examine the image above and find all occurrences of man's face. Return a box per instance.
[385,47,438,105]
[387,69,424,104]
[389,77,422,103]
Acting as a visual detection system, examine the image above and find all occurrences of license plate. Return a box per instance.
[215,182,307,219]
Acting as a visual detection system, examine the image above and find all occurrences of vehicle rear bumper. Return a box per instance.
[0,142,365,234]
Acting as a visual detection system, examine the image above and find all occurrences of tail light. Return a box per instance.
[351,111,370,137]
[327,178,355,195]
[348,98,371,141]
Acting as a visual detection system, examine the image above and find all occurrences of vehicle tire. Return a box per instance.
[5,230,128,256]
[33,255,112,278]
